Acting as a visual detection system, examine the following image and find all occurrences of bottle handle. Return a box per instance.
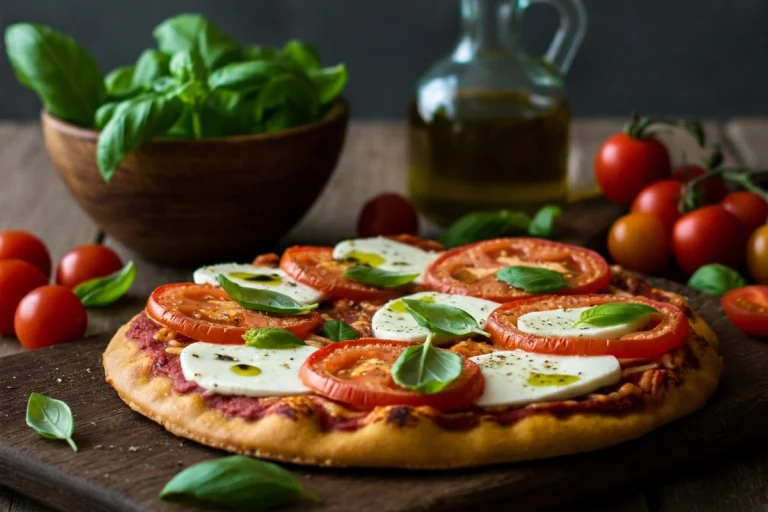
[523,0,587,74]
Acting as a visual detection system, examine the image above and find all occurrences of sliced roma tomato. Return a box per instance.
[146,283,320,343]
[424,238,611,302]
[722,285,768,337]
[486,294,690,358]
[300,339,484,411]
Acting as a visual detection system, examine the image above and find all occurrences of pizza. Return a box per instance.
[103,235,723,469]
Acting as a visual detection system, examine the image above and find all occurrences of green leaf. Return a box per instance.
[104,65,137,99]
[245,45,280,60]
[72,261,135,307]
[196,89,257,137]
[160,455,320,510]
[217,274,318,315]
[402,299,489,337]
[94,102,119,130]
[341,266,419,288]
[153,14,241,70]
[391,342,462,393]
[243,328,306,349]
[169,49,206,83]
[26,393,77,452]
[282,40,321,71]
[439,210,531,248]
[496,266,567,293]
[573,302,659,328]
[5,23,105,127]
[309,64,347,105]
[132,49,171,87]
[255,74,319,122]
[687,264,747,297]
[527,205,562,238]
[208,60,297,92]
[321,320,358,342]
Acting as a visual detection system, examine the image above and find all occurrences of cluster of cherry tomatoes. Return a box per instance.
[0,231,124,349]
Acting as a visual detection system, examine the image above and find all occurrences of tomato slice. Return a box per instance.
[722,285,768,337]
[424,238,611,302]
[300,339,484,411]
[146,283,321,343]
[486,294,690,358]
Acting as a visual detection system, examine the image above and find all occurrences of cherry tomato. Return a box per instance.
[595,133,671,206]
[486,294,690,358]
[300,339,484,411]
[672,205,749,275]
[357,193,419,238]
[747,225,768,284]
[671,164,729,203]
[56,244,123,288]
[0,231,51,277]
[722,285,768,337]
[0,260,48,336]
[14,285,87,349]
[720,191,768,233]
[607,213,671,274]
[630,180,683,232]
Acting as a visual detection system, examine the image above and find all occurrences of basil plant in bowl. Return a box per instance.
[4,14,349,264]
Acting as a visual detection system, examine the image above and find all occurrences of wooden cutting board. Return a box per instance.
[1,279,766,512]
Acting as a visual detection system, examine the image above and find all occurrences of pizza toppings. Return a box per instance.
[517,306,651,340]
[332,237,440,284]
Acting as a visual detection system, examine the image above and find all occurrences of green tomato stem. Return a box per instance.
[623,114,705,147]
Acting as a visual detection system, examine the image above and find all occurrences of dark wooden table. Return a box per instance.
[1,118,767,511]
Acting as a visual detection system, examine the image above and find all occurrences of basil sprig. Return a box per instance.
[402,299,490,338]
[687,264,747,297]
[496,266,566,293]
[217,274,317,315]
[26,393,77,452]
[73,260,136,307]
[321,320,358,341]
[160,455,320,509]
[243,328,306,348]
[341,266,419,288]
[439,205,562,248]
[573,303,658,328]
[528,205,563,237]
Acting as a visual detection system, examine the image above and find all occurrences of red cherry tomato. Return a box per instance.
[595,133,671,206]
[14,285,87,349]
[357,193,419,237]
[56,244,123,288]
[672,164,729,203]
[630,179,683,232]
[672,205,749,275]
[608,213,671,274]
[0,259,48,336]
[721,285,768,337]
[0,230,51,277]
[720,191,768,233]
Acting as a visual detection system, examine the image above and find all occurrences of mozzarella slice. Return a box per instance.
[180,342,317,397]
[332,237,440,285]
[470,350,621,407]
[517,306,649,340]
[372,291,500,344]
[193,263,325,305]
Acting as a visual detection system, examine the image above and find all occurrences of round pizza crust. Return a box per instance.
[103,312,723,469]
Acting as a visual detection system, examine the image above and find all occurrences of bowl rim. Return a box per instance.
[41,97,349,144]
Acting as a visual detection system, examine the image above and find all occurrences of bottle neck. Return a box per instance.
[454,0,522,62]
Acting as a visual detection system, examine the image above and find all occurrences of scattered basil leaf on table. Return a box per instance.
[402,299,489,338]
[391,338,463,394]
[572,303,658,328]
[496,266,567,293]
[527,205,562,238]
[439,210,531,248]
[153,13,240,70]
[322,320,359,342]
[73,261,136,307]
[243,328,306,349]
[687,264,747,296]
[160,455,320,510]
[26,393,78,452]
[342,266,419,288]
[217,274,318,315]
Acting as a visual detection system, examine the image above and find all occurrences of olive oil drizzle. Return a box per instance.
[230,364,262,377]
[527,372,580,387]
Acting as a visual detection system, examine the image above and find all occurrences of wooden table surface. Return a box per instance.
[1,118,767,511]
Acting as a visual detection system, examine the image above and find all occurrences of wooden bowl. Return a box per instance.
[42,100,349,264]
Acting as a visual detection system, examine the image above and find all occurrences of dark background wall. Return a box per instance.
[1,0,766,120]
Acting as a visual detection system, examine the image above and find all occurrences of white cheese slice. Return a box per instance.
[180,342,316,397]
[372,291,500,344]
[193,263,326,305]
[470,350,621,407]
[517,306,649,340]
[332,237,440,285]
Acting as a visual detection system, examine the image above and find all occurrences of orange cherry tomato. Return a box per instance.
[630,180,683,232]
[720,191,768,233]
[747,225,768,284]
[0,230,51,277]
[14,285,87,349]
[56,244,123,288]
[722,285,768,337]
[672,205,749,275]
[671,164,728,203]
[357,193,419,238]
[608,213,671,274]
[0,259,48,336]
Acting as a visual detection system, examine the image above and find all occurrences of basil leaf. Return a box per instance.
[321,320,358,342]
[573,303,658,328]
[243,328,306,349]
[341,266,419,288]
[208,60,295,92]
[688,264,747,297]
[95,102,119,130]
[391,343,462,394]
[282,40,321,71]
[197,90,256,137]
[153,14,241,70]
[309,64,348,105]
[496,266,566,293]
[132,49,171,87]
[26,393,77,452]
[245,45,280,61]
[73,261,135,307]
[5,23,105,127]
[527,205,562,238]
[255,74,320,122]
[160,455,320,510]
[169,49,206,83]
[104,65,136,97]
[439,210,531,248]
[217,274,318,315]
[402,299,489,337]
